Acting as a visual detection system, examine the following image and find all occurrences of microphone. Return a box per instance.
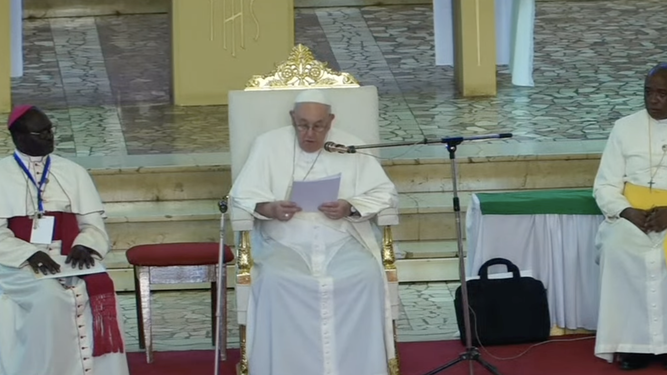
[324,141,353,154]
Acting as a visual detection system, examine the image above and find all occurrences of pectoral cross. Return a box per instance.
[649,180,655,191]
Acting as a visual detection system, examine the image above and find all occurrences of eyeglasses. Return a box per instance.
[21,127,54,139]
[295,124,328,133]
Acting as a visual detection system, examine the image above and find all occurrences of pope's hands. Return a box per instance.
[319,200,352,220]
[257,200,352,221]
[264,201,302,221]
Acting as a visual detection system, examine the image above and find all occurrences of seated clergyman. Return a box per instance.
[230,89,399,375]
[0,106,129,375]
[593,63,667,370]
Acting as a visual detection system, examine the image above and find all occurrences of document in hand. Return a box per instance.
[289,173,342,212]
[34,255,107,280]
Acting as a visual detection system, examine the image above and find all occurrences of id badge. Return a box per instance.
[30,216,55,245]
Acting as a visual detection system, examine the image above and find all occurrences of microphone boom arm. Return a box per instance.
[345,133,512,153]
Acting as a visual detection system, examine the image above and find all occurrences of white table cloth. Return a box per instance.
[465,192,604,331]
[433,0,535,86]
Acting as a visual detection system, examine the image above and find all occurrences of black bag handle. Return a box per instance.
[478,257,521,280]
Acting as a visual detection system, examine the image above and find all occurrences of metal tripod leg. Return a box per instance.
[422,348,502,375]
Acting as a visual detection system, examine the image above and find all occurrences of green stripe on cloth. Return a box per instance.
[476,189,602,215]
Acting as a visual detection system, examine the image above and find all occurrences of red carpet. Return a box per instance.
[128,337,667,375]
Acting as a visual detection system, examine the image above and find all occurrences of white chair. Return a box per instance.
[228,44,402,375]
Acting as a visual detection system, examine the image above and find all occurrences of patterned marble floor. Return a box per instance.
[118,282,460,352]
[1,0,666,160]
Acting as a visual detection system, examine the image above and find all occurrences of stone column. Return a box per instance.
[452,0,497,97]
[171,0,295,106]
[0,0,11,112]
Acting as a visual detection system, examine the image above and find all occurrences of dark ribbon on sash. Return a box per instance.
[8,212,125,357]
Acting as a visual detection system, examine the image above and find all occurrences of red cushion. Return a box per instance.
[125,242,234,267]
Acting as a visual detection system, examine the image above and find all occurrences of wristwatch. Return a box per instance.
[350,206,361,217]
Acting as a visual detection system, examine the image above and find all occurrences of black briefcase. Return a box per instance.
[454,258,551,346]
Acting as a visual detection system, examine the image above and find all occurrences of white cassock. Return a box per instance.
[0,152,129,375]
[230,126,399,375]
[593,109,667,362]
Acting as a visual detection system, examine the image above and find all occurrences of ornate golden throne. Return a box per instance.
[227,44,401,375]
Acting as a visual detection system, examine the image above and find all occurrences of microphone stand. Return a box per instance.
[339,133,511,375]
[214,197,228,375]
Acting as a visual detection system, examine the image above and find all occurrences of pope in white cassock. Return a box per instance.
[0,106,129,375]
[593,63,667,371]
[230,89,400,375]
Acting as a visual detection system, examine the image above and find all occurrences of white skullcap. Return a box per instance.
[294,89,331,106]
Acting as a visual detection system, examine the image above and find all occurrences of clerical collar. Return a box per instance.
[657,118,667,125]
[15,150,49,164]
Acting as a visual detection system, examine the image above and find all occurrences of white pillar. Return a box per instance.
[509,0,535,87]
[495,0,513,65]
[11,0,22,78]
[432,0,454,66]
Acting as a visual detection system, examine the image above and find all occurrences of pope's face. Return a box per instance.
[290,103,335,153]
[645,71,667,121]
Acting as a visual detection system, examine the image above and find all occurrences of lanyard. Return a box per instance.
[14,152,51,214]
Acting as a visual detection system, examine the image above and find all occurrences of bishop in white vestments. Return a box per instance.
[593,64,667,370]
[0,106,129,375]
[230,90,399,375]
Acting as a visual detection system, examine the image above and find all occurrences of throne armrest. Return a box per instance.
[376,207,399,226]
[231,207,255,232]
[231,205,254,327]
[376,206,400,321]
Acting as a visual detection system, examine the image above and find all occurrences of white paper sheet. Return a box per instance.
[34,255,107,280]
[289,173,341,212]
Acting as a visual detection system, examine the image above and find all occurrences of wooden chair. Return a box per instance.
[125,201,235,363]
[227,44,402,375]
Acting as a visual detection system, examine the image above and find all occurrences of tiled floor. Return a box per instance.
[119,282,461,352]
[2,0,666,160]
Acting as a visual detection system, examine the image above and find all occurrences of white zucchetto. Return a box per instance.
[294,89,332,106]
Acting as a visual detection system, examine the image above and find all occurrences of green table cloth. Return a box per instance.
[475,189,602,215]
